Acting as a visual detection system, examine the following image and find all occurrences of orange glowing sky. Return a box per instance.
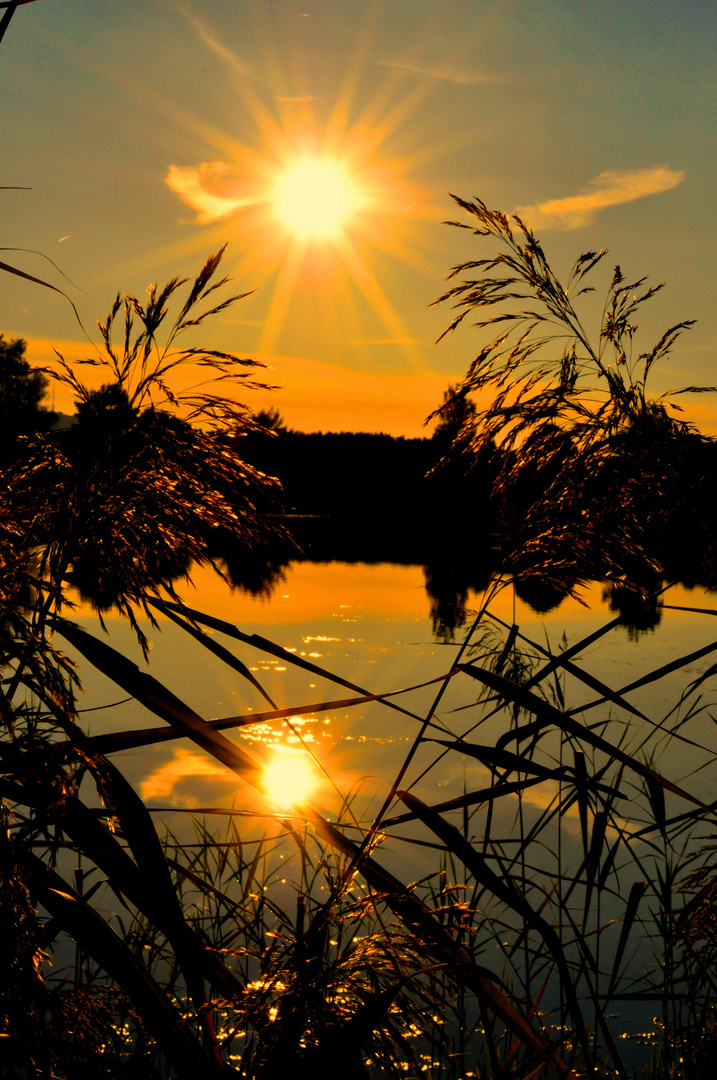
[3,1,717,435]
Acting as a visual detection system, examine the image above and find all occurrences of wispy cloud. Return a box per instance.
[165,162,253,224]
[377,58,498,86]
[517,166,685,231]
[158,0,256,79]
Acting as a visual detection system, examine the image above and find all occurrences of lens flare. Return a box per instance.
[276,159,354,238]
[263,751,317,807]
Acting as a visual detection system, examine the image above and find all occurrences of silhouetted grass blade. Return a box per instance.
[156,601,279,710]
[311,815,578,1078]
[20,852,221,1080]
[53,616,265,788]
[489,613,650,722]
[608,880,648,997]
[395,789,591,1070]
[382,777,561,827]
[572,638,717,716]
[462,663,709,810]
[86,674,459,756]
[150,597,426,724]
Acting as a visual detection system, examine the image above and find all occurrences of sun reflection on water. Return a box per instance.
[262,749,318,808]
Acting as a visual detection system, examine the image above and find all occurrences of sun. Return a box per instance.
[276,159,354,239]
[263,751,317,808]
[161,7,457,356]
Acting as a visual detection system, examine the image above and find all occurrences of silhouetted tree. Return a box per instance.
[431,382,477,454]
[8,248,277,639]
[0,335,56,458]
[74,382,137,431]
[254,405,288,433]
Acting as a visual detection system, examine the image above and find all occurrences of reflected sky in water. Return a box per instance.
[66,562,717,856]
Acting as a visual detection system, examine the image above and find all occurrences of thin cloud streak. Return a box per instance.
[377,58,498,86]
[517,166,685,231]
[159,0,257,80]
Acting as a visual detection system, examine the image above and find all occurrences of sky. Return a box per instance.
[2,0,717,436]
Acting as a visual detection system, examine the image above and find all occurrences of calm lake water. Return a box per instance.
[70,560,717,831]
[64,560,717,1063]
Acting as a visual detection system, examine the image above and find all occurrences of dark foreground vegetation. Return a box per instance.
[4,102,717,1077]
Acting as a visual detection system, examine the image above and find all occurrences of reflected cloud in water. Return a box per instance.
[140,747,240,806]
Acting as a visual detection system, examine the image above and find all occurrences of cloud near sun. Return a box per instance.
[517,166,685,231]
[166,162,253,224]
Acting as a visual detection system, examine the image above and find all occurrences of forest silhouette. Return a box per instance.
[4,323,716,640]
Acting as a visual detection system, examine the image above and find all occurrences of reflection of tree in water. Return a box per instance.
[603,582,663,640]
[424,559,669,641]
[218,536,292,600]
[513,576,576,615]
[423,559,492,641]
[219,527,673,641]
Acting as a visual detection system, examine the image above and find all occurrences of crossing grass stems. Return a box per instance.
[3,205,717,1078]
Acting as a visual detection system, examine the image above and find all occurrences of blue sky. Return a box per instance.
[2,0,716,433]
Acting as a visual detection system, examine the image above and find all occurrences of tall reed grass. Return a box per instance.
[6,576,717,1078]
[429,196,715,593]
[2,204,717,1079]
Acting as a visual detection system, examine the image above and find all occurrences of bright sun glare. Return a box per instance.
[162,10,450,355]
[263,752,317,808]
[276,159,354,238]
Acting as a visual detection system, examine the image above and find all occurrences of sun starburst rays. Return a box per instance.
[258,237,307,354]
[158,5,470,365]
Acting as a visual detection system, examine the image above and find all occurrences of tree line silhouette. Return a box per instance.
[3,326,717,637]
[237,408,717,601]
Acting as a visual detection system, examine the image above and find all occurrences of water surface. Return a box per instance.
[71,561,717,831]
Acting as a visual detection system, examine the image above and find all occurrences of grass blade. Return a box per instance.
[53,616,265,787]
[156,601,278,709]
[20,852,217,1080]
[608,880,648,996]
[461,663,710,811]
[150,597,427,724]
[396,788,591,1067]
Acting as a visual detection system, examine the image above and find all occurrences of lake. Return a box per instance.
[70,558,717,831]
[63,559,717,1065]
